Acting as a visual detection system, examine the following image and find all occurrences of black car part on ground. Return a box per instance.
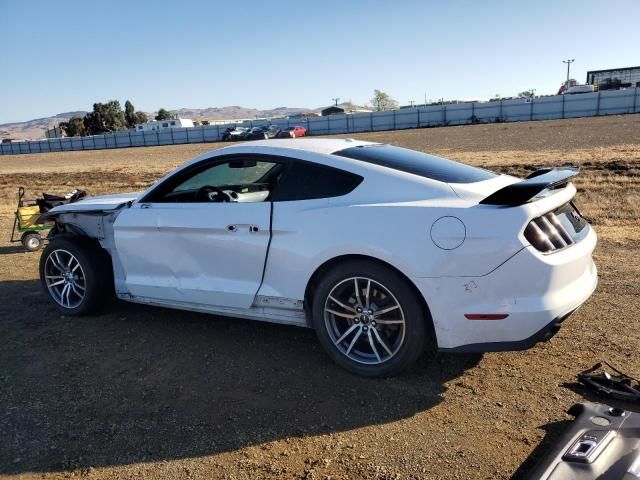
[577,361,640,403]
[480,167,580,206]
[525,403,640,479]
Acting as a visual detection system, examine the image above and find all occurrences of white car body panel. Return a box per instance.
[114,201,271,309]
[44,138,598,353]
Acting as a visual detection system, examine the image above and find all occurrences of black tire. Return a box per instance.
[311,259,428,377]
[39,235,114,315]
[21,231,42,252]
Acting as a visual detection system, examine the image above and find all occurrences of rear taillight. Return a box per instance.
[524,202,588,253]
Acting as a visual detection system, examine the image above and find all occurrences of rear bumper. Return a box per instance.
[413,226,598,352]
[439,308,577,353]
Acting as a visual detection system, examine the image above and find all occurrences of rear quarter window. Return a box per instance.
[272,161,363,201]
[335,145,497,183]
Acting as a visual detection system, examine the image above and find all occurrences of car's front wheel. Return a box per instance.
[311,259,428,377]
[39,235,113,315]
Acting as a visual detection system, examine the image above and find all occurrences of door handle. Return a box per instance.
[226,224,259,233]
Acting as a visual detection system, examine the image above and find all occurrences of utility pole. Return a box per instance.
[563,59,575,89]
[331,97,340,106]
[408,100,415,107]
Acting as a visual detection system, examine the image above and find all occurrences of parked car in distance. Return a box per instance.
[277,125,307,138]
[221,127,249,141]
[264,125,281,139]
[37,139,597,376]
[246,126,270,140]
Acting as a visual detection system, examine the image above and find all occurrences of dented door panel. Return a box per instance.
[113,202,271,309]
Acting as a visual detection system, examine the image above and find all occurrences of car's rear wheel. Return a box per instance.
[39,235,113,315]
[311,259,427,377]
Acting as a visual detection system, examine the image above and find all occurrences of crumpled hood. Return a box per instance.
[48,192,141,213]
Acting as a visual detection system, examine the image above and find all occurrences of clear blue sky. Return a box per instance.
[0,0,638,124]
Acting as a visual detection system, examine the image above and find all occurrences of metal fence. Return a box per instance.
[2,88,638,156]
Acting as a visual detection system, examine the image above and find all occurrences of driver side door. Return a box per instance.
[113,156,276,310]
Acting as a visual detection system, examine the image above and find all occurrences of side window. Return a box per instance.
[173,160,275,192]
[142,157,279,203]
[272,161,363,201]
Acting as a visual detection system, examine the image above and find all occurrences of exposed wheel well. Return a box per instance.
[303,254,437,347]
[50,229,103,250]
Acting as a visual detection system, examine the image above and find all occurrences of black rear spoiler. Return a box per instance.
[480,167,579,206]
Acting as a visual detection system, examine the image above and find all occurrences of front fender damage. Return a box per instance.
[43,208,128,295]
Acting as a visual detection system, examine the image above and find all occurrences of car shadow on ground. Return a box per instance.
[0,279,481,474]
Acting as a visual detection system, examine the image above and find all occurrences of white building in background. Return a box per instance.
[134,118,194,132]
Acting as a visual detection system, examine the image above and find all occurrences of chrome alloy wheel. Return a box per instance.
[324,277,406,365]
[44,249,86,309]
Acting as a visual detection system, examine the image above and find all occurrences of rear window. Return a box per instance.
[335,145,497,183]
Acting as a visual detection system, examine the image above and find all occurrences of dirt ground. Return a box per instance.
[0,115,639,479]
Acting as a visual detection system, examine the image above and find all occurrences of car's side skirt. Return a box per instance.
[118,293,309,327]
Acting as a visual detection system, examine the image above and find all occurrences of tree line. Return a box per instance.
[60,90,400,138]
[59,101,174,137]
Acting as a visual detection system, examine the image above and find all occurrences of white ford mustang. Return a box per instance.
[38,139,597,376]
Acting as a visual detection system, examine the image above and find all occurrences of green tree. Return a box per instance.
[518,90,535,98]
[59,116,86,137]
[155,108,173,120]
[370,89,398,111]
[84,100,127,134]
[124,100,136,128]
[134,111,148,124]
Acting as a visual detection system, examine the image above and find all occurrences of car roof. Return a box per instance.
[222,138,377,155]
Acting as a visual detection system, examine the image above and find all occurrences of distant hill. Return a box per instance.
[0,103,362,140]
[0,111,88,141]
[171,106,317,121]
